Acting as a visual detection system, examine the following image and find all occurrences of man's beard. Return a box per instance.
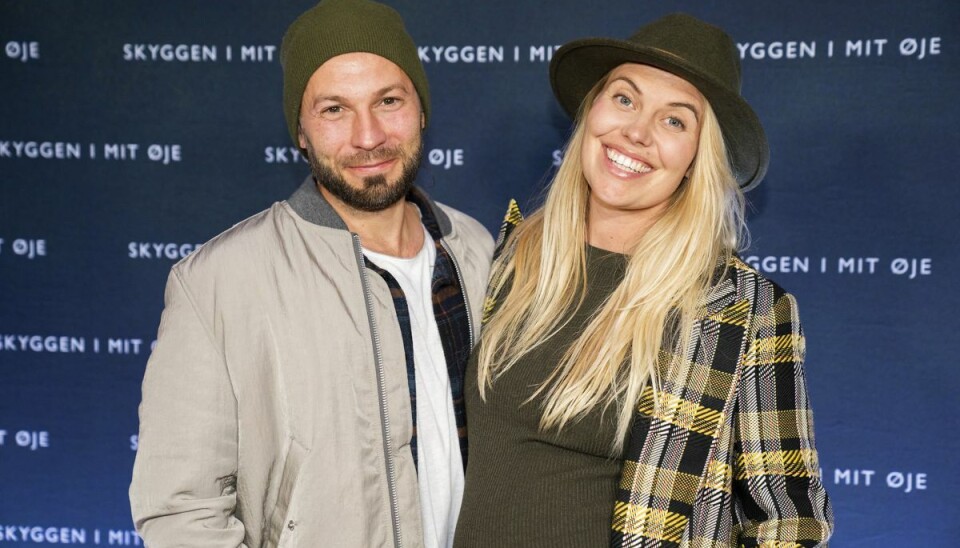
[305,141,422,213]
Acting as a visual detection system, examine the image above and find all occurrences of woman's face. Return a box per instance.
[580,63,704,228]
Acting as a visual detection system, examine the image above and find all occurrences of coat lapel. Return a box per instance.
[613,261,755,546]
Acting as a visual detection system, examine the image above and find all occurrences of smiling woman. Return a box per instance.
[455,13,833,548]
[580,64,704,250]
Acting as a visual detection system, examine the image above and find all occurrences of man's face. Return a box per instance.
[298,52,424,212]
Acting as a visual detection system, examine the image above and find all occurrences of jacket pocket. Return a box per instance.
[263,437,309,547]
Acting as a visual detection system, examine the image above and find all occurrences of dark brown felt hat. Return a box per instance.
[550,13,769,191]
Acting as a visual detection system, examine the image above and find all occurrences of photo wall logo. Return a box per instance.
[122,43,277,63]
[94,143,182,164]
[737,36,942,61]
[417,44,562,63]
[428,148,465,170]
[0,525,142,545]
[0,429,50,451]
[0,335,86,353]
[828,467,929,494]
[0,141,82,160]
[127,242,202,260]
[0,335,148,355]
[0,238,47,259]
[0,141,183,164]
[744,255,933,280]
[5,40,40,63]
[264,146,467,170]
[552,149,564,167]
[264,146,308,164]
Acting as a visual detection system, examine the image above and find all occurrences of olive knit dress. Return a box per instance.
[454,245,632,548]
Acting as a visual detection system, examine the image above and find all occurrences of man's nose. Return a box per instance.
[351,110,387,151]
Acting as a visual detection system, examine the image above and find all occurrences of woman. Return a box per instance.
[454,13,832,548]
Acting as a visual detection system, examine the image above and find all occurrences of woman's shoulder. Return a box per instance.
[721,255,803,325]
[726,255,793,298]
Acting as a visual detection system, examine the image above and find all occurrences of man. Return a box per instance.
[129,1,493,546]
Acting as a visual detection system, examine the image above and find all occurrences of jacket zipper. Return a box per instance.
[352,234,403,548]
[440,240,475,348]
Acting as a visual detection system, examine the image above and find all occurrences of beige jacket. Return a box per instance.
[130,179,494,547]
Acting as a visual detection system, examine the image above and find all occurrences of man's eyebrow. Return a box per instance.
[311,83,411,104]
[374,83,411,97]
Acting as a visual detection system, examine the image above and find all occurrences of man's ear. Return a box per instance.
[420,111,426,130]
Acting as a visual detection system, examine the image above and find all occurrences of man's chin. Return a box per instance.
[306,146,421,213]
[318,175,409,212]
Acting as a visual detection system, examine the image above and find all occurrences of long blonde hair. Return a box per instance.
[476,74,746,455]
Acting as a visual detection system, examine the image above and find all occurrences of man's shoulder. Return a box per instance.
[408,185,492,250]
[434,201,494,251]
[172,202,290,278]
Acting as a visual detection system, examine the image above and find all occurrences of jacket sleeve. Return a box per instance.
[129,268,247,547]
[733,290,833,547]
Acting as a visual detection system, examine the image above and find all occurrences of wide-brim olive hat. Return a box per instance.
[549,13,768,191]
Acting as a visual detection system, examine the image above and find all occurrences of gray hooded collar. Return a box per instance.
[286,176,453,237]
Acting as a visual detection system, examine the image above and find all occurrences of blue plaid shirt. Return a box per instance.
[363,189,471,470]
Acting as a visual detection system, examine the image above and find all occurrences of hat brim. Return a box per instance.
[550,38,768,191]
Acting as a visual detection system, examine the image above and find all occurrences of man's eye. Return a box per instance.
[324,105,342,114]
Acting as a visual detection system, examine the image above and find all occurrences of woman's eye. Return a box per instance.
[614,94,632,107]
[666,116,686,130]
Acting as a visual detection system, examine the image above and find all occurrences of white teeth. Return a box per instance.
[605,147,650,174]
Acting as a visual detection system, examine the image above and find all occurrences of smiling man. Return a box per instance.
[129,1,493,546]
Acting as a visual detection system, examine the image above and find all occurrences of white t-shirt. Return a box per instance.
[363,225,464,548]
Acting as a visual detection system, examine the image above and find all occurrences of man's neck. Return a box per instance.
[318,182,424,258]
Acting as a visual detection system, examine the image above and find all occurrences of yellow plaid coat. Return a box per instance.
[486,204,833,548]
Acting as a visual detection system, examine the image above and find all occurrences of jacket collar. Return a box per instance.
[286,176,453,238]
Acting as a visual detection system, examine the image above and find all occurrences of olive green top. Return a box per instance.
[454,245,630,548]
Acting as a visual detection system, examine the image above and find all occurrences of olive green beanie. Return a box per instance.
[280,0,430,149]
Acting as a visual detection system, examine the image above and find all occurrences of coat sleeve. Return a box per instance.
[129,267,247,547]
[733,290,833,547]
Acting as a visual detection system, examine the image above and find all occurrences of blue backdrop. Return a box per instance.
[1,1,958,545]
